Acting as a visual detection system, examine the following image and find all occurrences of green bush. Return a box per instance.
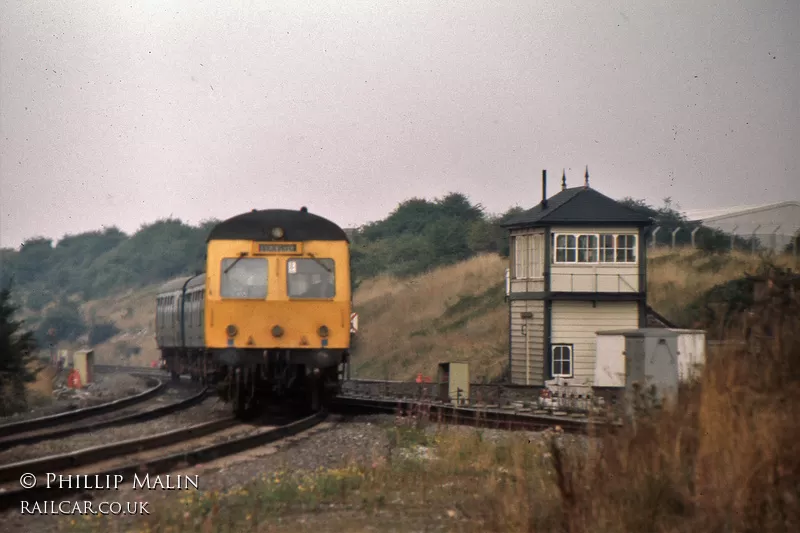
[88,322,120,345]
[0,282,39,416]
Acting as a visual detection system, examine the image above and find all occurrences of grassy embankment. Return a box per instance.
[65,265,799,532]
[351,248,796,380]
[38,248,796,384]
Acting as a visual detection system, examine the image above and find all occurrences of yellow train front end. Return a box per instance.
[205,238,351,356]
[202,208,352,415]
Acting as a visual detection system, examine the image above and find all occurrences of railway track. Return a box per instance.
[0,410,327,511]
[94,364,168,377]
[0,391,609,512]
[0,384,210,450]
[0,377,166,437]
[330,394,619,434]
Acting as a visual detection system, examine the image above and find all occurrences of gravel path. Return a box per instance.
[0,395,231,464]
[0,374,153,425]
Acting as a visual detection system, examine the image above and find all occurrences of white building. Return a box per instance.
[683,201,800,252]
[500,169,653,387]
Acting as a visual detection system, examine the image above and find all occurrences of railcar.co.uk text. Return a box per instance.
[17,473,200,515]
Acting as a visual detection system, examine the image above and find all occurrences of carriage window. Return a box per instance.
[220,258,268,299]
[184,293,191,326]
[287,258,335,299]
[195,292,203,326]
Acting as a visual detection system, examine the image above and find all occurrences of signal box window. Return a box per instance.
[287,258,335,299]
[220,257,268,299]
[551,344,573,378]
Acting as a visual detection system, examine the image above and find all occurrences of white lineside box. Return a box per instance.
[593,328,707,388]
[73,349,95,386]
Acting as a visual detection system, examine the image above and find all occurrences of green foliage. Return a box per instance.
[2,218,220,311]
[1,193,754,314]
[349,192,519,284]
[678,260,796,336]
[35,298,87,344]
[0,281,39,416]
[77,218,215,299]
[87,322,120,345]
[785,234,799,255]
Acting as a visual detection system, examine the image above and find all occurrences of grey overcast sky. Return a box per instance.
[1,0,798,248]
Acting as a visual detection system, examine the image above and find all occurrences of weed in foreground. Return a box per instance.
[547,268,800,533]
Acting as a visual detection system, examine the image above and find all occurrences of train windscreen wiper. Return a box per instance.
[223,252,247,274]
[306,252,332,273]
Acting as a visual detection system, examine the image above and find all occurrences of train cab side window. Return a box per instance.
[220,258,268,299]
[286,258,335,299]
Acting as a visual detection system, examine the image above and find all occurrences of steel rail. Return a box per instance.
[0,386,210,450]
[94,364,167,376]
[0,415,239,484]
[0,411,326,511]
[0,379,165,437]
[330,395,618,434]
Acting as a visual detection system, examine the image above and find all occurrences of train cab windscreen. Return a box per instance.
[220,257,268,299]
[287,258,335,298]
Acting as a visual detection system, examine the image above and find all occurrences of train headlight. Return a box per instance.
[317,325,329,338]
[271,227,284,239]
[271,325,284,337]
[226,325,238,338]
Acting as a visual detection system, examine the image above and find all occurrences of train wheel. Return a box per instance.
[230,368,244,415]
[306,372,324,413]
[310,382,321,412]
[231,368,257,419]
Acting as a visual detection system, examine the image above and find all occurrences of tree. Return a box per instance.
[0,281,39,416]
[35,298,87,344]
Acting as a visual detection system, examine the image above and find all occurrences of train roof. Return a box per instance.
[186,273,206,289]
[157,273,206,295]
[207,208,349,243]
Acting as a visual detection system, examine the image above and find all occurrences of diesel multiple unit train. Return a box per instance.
[154,207,354,416]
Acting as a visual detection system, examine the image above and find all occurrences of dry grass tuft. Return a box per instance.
[78,286,162,367]
[25,360,56,397]
[646,247,796,323]
[353,253,509,380]
[546,268,800,533]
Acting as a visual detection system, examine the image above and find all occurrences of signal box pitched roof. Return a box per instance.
[501,186,653,229]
